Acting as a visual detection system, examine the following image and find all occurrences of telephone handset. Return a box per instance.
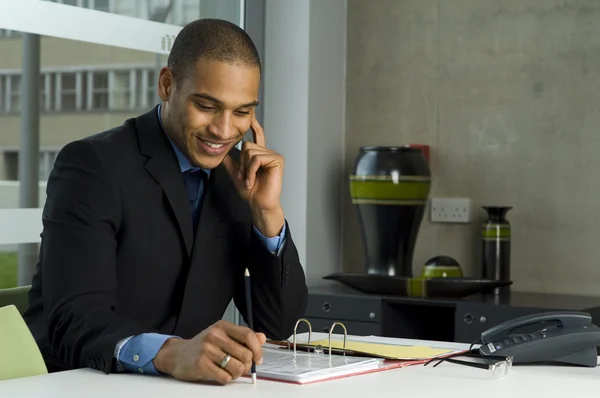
[478,311,600,367]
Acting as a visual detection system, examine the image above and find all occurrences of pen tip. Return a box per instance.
[251,374,257,384]
[245,268,250,277]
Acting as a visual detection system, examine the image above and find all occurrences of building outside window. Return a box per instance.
[0,149,60,182]
[0,66,159,114]
[0,0,242,183]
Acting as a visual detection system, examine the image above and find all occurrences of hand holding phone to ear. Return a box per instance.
[222,114,285,237]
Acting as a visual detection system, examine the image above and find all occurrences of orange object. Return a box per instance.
[405,144,430,163]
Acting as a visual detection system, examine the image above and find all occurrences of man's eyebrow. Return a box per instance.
[192,93,259,108]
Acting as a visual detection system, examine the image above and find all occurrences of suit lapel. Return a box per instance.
[135,106,194,256]
[134,109,245,336]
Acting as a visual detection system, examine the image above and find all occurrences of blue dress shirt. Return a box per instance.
[113,104,287,375]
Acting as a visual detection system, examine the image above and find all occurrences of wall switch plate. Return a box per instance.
[430,197,472,223]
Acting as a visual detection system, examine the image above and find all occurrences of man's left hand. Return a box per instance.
[223,114,285,237]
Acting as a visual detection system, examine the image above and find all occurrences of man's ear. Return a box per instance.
[157,67,173,101]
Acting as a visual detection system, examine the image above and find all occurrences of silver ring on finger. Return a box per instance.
[219,354,231,369]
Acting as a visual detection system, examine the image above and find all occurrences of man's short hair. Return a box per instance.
[167,18,261,80]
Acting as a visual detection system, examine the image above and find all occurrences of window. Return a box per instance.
[0,150,60,182]
[91,71,109,110]
[113,0,138,18]
[9,75,20,112]
[40,74,54,111]
[181,0,201,25]
[136,69,157,110]
[44,0,111,11]
[39,151,59,182]
[146,70,157,107]
[112,71,132,110]
[90,0,110,12]
[59,73,78,111]
[0,76,4,111]
[0,66,157,113]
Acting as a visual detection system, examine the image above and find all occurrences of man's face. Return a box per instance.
[158,58,260,169]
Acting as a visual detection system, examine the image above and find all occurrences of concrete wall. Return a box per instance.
[343,0,600,296]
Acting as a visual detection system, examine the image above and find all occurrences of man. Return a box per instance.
[23,18,308,385]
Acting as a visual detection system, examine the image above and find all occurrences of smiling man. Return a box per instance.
[23,18,308,385]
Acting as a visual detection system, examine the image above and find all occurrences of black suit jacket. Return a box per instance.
[23,106,308,374]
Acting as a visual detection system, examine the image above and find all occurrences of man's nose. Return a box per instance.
[207,112,234,139]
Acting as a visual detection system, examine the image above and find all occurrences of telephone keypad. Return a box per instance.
[491,331,547,351]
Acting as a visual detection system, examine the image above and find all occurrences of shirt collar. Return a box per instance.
[157,103,211,177]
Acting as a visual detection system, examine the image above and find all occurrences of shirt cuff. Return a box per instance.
[114,335,134,372]
[117,333,180,375]
[253,221,287,255]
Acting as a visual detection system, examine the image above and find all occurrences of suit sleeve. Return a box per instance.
[234,221,308,341]
[40,140,156,374]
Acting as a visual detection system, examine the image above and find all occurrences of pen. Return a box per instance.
[244,268,257,384]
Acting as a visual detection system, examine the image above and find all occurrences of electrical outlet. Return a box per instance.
[430,197,472,223]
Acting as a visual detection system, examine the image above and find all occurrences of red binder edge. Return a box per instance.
[243,350,467,385]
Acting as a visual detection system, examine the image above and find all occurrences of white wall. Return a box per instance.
[263,0,347,285]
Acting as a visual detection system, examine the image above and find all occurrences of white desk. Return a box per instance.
[1,333,599,397]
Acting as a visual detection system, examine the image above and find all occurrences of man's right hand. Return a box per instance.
[153,320,266,384]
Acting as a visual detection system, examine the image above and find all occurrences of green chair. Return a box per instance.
[0,304,48,381]
[0,285,31,315]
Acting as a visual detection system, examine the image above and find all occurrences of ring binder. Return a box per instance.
[290,318,348,357]
[267,318,459,362]
[292,318,313,354]
[328,322,347,358]
[256,318,474,384]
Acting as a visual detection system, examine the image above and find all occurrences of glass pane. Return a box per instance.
[0,34,167,184]
[92,71,110,110]
[0,0,247,288]
[92,0,110,12]
[41,0,244,27]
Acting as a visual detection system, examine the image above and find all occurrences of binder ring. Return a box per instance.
[328,321,347,358]
[292,318,312,354]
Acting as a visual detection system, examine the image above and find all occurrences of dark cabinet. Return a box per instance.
[453,303,549,343]
[305,292,381,323]
[305,283,600,346]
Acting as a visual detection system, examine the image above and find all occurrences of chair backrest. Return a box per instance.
[0,285,31,314]
[0,304,48,381]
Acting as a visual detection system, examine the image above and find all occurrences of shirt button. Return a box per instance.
[138,368,144,373]
[133,354,140,362]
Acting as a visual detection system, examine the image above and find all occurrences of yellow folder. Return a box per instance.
[308,339,455,360]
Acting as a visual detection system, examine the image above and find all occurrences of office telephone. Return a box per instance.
[478,311,600,367]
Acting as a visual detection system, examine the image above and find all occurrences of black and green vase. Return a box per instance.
[349,146,431,277]
[481,206,512,289]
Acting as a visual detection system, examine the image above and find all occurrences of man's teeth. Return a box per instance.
[201,139,224,149]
